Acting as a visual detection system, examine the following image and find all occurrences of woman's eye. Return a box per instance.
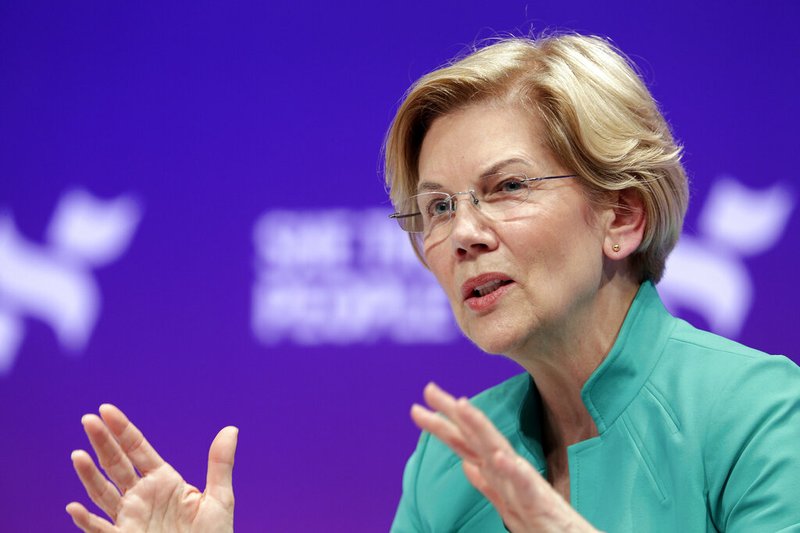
[427,199,450,217]
[497,178,526,193]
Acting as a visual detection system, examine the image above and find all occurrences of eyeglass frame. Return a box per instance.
[388,173,578,234]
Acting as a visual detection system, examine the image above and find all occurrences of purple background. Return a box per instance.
[1,1,798,531]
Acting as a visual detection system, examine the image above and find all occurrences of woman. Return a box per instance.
[384,35,800,532]
[66,34,800,532]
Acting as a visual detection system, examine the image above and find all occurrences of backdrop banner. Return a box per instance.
[1,2,798,530]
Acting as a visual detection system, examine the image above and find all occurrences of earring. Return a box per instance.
[612,244,621,252]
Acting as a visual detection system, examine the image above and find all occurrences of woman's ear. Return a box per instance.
[603,188,645,259]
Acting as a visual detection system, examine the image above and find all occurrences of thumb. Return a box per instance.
[205,426,239,507]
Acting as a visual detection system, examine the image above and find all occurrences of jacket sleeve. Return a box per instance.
[390,432,430,533]
[704,354,800,532]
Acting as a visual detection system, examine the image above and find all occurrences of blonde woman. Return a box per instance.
[386,35,800,532]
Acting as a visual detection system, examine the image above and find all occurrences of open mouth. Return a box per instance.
[469,279,512,299]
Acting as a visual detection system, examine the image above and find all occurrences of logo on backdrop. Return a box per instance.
[659,176,794,337]
[251,207,458,345]
[252,176,795,346]
[0,189,141,375]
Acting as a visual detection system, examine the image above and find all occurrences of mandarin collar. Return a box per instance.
[580,281,676,433]
[517,282,675,463]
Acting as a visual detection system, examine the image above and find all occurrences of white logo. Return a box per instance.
[659,176,795,337]
[251,208,458,345]
[0,189,141,374]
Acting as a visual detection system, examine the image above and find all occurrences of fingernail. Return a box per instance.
[410,404,429,417]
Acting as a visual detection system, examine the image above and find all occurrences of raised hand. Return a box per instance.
[410,383,598,533]
[66,404,238,533]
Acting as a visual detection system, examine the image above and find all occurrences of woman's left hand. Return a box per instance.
[411,382,600,533]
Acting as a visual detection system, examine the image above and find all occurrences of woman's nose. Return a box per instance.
[448,197,498,258]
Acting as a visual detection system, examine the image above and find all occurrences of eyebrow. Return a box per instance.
[416,157,532,193]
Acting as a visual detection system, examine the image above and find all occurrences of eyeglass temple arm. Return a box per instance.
[524,174,578,183]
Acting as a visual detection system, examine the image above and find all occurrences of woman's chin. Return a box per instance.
[456,309,531,353]
[465,328,527,357]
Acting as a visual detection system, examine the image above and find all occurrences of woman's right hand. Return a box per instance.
[412,383,599,533]
[66,404,238,533]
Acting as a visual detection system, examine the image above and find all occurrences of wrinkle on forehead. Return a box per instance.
[416,103,563,195]
[417,157,533,193]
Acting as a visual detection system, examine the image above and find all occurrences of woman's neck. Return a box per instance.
[516,275,640,449]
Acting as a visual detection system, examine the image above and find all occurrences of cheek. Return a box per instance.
[550,230,606,288]
[424,245,470,327]
[423,244,455,294]
[501,222,551,263]
[507,219,599,282]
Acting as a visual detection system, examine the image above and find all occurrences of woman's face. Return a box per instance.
[417,102,613,358]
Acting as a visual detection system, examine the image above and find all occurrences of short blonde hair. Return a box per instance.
[383,34,688,282]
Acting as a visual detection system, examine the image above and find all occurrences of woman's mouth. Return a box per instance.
[471,279,512,298]
[462,274,514,312]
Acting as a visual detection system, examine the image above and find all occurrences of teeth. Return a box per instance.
[472,280,504,297]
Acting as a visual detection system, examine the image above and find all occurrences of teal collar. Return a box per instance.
[517,281,676,461]
[580,281,676,433]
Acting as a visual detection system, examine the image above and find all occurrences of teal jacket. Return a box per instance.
[392,282,800,532]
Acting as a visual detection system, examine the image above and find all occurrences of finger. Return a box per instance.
[489,450,594,530]
[82,414,139,493]
[98,404,165,475]
[205,426,238,508]
[424,382,513,460]
[488,449,560,527]
[462,460,507,514]
[410,404,479,462]
[454,397,514,457]
[66,502,118,533]
[422,383,511,464]
[489,450,542,503]
[422,382,462,420]
[70,450,121,520]
[423,383,503,451]
[422,383,480,447]
[470,451,541,532]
